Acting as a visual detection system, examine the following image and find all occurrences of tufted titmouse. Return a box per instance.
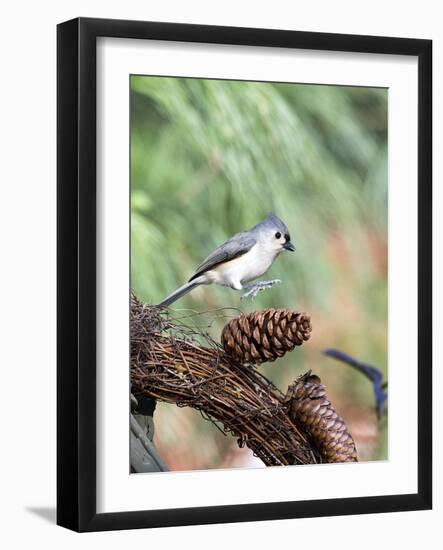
[158,213,295,307]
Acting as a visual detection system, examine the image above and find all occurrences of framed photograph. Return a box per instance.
[57,17,432,532]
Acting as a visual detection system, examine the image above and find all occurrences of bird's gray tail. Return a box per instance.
[157,281,200,307]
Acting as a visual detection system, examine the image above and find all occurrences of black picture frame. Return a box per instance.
[57,17,432,532]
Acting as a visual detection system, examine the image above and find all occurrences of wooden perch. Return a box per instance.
[130,293,358,466]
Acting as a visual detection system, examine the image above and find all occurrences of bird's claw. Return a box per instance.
[241,279,281,300]
[241,288,259,300]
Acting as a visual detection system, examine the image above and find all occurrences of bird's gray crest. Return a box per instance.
[253,212,289,235]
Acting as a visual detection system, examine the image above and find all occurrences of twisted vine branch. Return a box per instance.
[130,294,357,466]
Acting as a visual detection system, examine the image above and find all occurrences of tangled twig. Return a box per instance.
[130,293,357,466]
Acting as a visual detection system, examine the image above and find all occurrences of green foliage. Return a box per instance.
[131,76,388,465]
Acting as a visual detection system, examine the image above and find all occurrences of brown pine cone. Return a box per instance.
[221,308,312,364]
[285,372,358,463]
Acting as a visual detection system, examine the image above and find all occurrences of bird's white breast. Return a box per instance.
[206,243,276,289]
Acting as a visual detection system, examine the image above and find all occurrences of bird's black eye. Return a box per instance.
[275,232,281,239]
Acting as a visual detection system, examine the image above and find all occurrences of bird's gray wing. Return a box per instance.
[189,232,256,282]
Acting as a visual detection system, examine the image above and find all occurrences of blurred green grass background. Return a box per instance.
[130,76,388,470]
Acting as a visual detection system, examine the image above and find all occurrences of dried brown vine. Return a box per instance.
[130,293,357,466]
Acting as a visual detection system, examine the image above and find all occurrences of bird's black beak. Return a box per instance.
[283,240,296,251]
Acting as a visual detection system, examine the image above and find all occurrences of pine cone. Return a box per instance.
[221,308,312,364]
[285,372,358,463]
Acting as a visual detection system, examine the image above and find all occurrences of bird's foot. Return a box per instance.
[241,279,281,300]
